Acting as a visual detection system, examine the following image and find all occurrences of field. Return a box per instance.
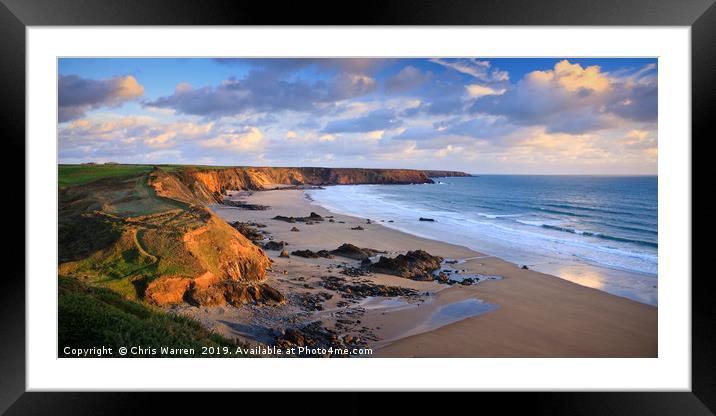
[58,164,238,187]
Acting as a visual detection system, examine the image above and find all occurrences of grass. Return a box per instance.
[59,164,157,187]
[58,164,239,187]
[58,277,241,357]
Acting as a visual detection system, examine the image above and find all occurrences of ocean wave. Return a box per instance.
[307,184,658,277]
[476,212,521,219]
[539,224,657,248]
[544,202,657,217]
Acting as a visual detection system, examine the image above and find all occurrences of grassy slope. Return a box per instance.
[58,171,207,299]
[58,165,244,353]
[59,277,240,357]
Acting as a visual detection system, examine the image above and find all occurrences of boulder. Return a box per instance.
[291,249,334,259]
[330,243,382,261]
[368,250,444,281]
[262,240,287,251]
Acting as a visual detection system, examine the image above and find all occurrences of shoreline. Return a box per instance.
[192,188,657,357]
[304,181,658,306]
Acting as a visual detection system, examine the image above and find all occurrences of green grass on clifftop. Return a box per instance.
[58,164,240,187]
[59,164,159,187]
[58,277,241,357]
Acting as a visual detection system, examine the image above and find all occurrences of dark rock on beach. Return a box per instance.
[275,321,363,357]
[230,221,266,242]
[262,240,287,251]
[222,199,271,210]
[273,212,324,223]
[330,243,384,261]
[419,217,435,222]
[369,250,444,281]
[291,249,334,259]
[319,275,420,300]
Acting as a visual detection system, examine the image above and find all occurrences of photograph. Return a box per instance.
[57,57,659,358]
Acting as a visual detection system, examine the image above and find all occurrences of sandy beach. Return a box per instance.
[180,188,657,358]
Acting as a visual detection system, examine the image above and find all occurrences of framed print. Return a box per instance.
[2,0,712,413]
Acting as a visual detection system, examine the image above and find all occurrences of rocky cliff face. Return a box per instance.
[171,166,465,203]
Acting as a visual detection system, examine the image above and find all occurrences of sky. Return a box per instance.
[58,58,657,174]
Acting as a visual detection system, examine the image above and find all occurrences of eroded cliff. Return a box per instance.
[58,165,469,308]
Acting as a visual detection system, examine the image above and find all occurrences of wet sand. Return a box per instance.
[199,188,657,357]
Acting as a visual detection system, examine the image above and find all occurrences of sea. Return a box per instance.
[307,175,658,306]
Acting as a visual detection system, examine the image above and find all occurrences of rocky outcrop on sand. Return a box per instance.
[319,275,420,299]
[222,199,270,210]
[330,243,383,261]
[144,273,285,307]
[275,322,366,357]
[272,212,324,223]
[230,221,266,242]
[368,250,444,281]
[262,240,287,251]
[290,249,334,259]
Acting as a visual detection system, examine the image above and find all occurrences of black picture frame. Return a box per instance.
[1,0,710,413]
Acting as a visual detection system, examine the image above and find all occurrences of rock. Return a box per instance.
[275,321,353,356]
[350,226,364,231]
[368,250,444,281]
[222,200,270,210]
[230,221,266,242]
[328,219,335,223]
[273,215,296,223]
[279,249,290,258]
[290,227,300,232]
[290,249,334,259]
[521,265,529,270]
[144,276,191,306]
[330,243,383,261]
[419,217,435,222]
[437,272,450,283]
[262,240,287,251]
[273,212,324,223]
[182,277,285,307]
[319,275,420,299]
[282,328,306,346]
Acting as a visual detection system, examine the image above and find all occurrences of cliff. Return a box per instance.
[57,164,469,308]
[172,166,452,203]
[422,170,473,178]
[58,168,274,308]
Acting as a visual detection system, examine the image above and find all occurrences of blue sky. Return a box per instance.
[58,58,657,174]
